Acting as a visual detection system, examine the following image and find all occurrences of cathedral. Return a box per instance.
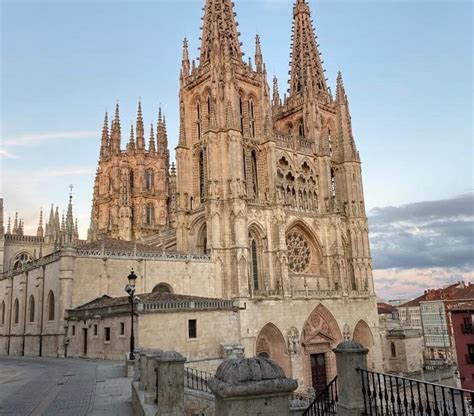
[0,0,381,393]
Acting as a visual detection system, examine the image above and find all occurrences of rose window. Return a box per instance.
[12,252,33,270]
[286,232,311,273]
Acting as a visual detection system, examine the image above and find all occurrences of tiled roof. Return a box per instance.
[448,301,474,312]
[73,292,230,311]
[398,283,473,308]
[377,303,396,314]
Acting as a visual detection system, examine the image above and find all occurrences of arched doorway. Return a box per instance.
[302,304,342,393]
[353,320,375,368]
[255,323,291,376]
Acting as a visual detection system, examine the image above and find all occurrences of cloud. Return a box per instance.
[3,131,96,147]
[368,193,474,270]
[0,148,18,159]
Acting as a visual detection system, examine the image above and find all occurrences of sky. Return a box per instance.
[0,0,472,300]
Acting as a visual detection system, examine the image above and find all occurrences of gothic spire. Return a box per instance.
[255,34,263,73]
[136,101,145,151]
[289,0,327,96]
[336,71,346,102]
[37,208,44,238]
[13,212,18,234]
[148,123,156,156]
[273,75,281,106]
[182,38,190,76]
[100,112,109,159]
[66,186,75,239]
[111,102,122,152]
[127,123,136,152]
[199,0,243,64]
[6,216,11,234]
[157,108,169,158]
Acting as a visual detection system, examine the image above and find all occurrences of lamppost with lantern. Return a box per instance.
[125,269,138,360]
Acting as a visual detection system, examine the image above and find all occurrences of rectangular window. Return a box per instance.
[105,327,111,342]
[188,319,197,339]
[120,322,125,335]
[468,345,474,364]
[72,325,76,336]
[94,325,98,336]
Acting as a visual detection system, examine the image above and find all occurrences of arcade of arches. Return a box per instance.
[255,304,374,393]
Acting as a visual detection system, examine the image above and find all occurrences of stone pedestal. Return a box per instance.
[155,351,186,416]
[333,340,368,416]
[209,357,298,416]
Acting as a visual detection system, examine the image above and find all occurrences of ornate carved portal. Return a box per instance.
[255,323,291,376]
[302,304,342,392]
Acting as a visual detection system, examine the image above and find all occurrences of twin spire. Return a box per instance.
[100,101,169,158]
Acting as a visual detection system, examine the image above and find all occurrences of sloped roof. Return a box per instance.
[398,283,473,308]
[377,303,396,315]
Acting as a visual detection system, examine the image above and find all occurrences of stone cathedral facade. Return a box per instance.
[0,0,381,392]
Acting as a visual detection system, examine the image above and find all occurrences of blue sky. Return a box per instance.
[1,0,472,298]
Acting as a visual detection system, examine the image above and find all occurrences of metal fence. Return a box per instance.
[359,368,474,415]
[184,367,213,394]
[303,376,338,416]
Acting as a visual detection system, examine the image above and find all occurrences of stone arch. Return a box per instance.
[152,283,173,294]
[13,298,19,324]
[301,304,342,392]
[248,224,265,293]
[47,291,55,321]
[353,319,375,368]
[255,323,291,376]
[12,251,33,270]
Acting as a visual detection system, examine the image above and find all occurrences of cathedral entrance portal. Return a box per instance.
[310,353,327,394]
[302,305,342,391]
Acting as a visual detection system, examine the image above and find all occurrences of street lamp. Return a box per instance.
[125,269,138,360]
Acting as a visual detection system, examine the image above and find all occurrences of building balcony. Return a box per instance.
[461,323,473,334]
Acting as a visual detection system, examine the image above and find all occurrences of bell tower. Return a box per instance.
[175,0,273,298]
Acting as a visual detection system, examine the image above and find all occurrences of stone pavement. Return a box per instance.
[0,356,132,416]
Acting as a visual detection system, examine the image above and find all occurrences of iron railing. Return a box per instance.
[359,368,474,415]
[303,376,338,416]
[184,367,213,394]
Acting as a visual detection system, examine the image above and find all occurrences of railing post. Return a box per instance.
[333,340,369,416]
[155,351,186,416]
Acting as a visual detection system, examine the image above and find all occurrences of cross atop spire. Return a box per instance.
[199,0,243,64]
[289,0,327,96]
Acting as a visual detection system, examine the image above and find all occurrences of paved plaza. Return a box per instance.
[0,356,132,416]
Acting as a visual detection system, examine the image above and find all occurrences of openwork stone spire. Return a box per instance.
[199,0,243,64]
[136,101,145,152]
[289,0,327,96]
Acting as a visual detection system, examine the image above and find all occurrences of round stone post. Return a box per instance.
[333,340,369,416]
[209,357,298,416]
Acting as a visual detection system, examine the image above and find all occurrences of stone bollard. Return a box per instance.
[333,340,369,416]
[138,349,162,391]
[209,357,298,416]
[155,351,187,416]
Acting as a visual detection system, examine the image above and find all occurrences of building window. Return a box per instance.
[13,299,19,324]
[239,97,244,134]
[249,100,256,137]
[251,150,258,198]
[152,283,173,294]
[196,102,202,139]
[145,170,154,191]
[94,325,98,336]
[468,345,474,364]
[199,150,206,202]
[12,252,32,270]
[28,295,35,323]
[1,301,5,325]
[188,319,197,339]
[391,342,396,358]
[299,121,305,138]
[331,168,336,197]
[129,170,134,190]
[72,325,76,336]
[145,204,154,226]
[48,291,55,321]
[120,322,125,335]
[250,238,260,291]
[105,327,111,342]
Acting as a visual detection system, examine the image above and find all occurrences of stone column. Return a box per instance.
[155,351,186,416]
[209,357,298,416]
[333,340,368,416]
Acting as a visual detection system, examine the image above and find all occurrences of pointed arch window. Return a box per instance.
[249,100,256,138]
[251,150,258,198]
[250,238,260,291]
[145,170,154,191]
[299,121,305,138]
[239,97,244,134]
[145,204,155,226]
[206,95,211,128]
[391,342,397,358]
[129,170,134,190]
[199,150,206,201]
[1,301,5,325]
[29,295,35,323]
[196,102,202,139]
[331,168,336,197]
[48,291,55,321]
[13,298,19,324]
[328,127,333,157]
[12,252,32,270]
